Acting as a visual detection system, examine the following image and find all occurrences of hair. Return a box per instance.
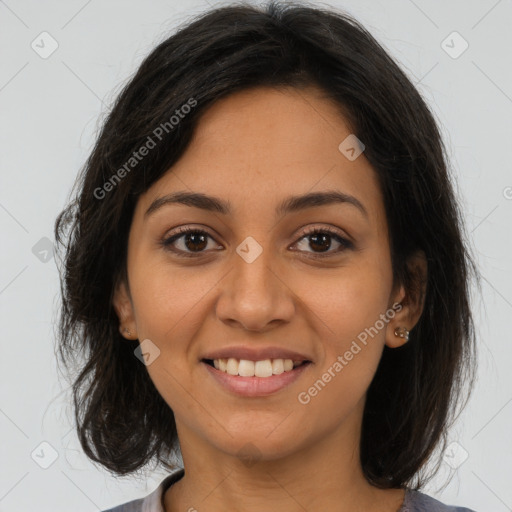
[54,0,480,489]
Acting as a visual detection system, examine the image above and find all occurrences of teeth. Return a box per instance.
[238,359,255,377]
[271,359,284,375]
[255,360,273,377]
[211,357,306,377]
[226,357,239,376]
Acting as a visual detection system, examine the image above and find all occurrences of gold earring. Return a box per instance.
[394,326,410,342]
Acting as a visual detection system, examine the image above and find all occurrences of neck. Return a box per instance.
[164,407,405,512]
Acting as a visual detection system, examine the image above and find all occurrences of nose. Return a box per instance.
[215,244,295,332]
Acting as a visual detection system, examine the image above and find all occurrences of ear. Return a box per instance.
[385,250,428,348]
[112,278,138,340]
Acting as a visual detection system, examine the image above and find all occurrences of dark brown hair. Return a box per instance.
[54,0,480,489]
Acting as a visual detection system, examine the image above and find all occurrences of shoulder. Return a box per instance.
[100,468,185,512]
[403,488,478,512]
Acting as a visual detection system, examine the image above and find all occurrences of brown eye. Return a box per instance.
[293,227,353,257]
[161,227,221,257]
[161,225,353,259]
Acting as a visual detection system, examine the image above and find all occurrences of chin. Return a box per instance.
[213,431,304,464]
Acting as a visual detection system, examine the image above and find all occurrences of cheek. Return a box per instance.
[128,255,213,338]
[127,259,210,415]
[301,255,392,343]
[293,274,390,436]
[296,252,392,393]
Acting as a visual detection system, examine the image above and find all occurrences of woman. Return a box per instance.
[54,2,480,511]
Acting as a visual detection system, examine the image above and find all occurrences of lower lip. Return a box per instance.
[202,361,312,397]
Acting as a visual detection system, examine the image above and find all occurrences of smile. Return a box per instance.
[202,358,312,397]
[203,357,308,377]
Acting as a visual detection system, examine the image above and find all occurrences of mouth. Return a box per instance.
[201,357,313,397]
[201,358,312,378]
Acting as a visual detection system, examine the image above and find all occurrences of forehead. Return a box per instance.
[137,86,385,224]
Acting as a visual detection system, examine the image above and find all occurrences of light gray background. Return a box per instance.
[1,0,511,511]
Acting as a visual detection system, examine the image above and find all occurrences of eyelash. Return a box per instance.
[160,225,354,259]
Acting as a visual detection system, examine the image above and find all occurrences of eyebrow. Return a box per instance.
[144,190,368,219]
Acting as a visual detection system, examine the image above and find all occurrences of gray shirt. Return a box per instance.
[102,468,477,512]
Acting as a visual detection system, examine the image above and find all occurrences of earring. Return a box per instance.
[394,326,410,342]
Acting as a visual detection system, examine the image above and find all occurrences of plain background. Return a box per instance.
[1,0,511,511]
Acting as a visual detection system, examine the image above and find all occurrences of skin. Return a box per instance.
[113,85,427,512]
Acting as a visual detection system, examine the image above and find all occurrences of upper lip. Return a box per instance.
[201,346,312,362]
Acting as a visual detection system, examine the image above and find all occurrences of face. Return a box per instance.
[114,85,420,463]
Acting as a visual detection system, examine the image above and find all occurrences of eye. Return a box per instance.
[160,226,222,258]
[160,225,354,258]
[291,226,354,257]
